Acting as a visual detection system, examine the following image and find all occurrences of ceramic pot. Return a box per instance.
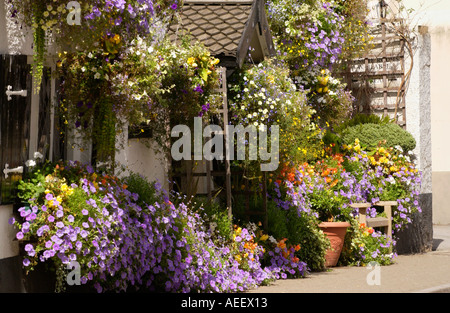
[319,221,351,267]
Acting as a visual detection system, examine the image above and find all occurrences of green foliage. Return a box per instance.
[192,196,234,243]
[341,123,416,152]
[123,173,158,208]
[336,113,392,133]
[17,161,55,202]
[266,201,289,239]
[267,203,329,272]
[339,219,394,266]
[285,209,329,271]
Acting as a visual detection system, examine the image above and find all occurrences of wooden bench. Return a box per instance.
[349,201,397,239]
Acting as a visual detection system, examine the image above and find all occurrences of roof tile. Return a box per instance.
[169,1,254,56]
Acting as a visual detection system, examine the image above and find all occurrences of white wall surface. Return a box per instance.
[0,205,18,259]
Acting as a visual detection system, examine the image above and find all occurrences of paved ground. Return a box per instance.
[248,225,450,293]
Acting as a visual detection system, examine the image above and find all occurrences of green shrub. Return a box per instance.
[123,173,157,207]
[336,113,392,133]
[267,202,329,272]
[341,123,416,152]
[267,201,289,239]
[285,209,329,271]
[324,114,392,154]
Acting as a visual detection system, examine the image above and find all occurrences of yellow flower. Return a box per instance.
[113,34,121,44]
[187,57,195,65]
[61,183,69,192]
[260,234,269,241]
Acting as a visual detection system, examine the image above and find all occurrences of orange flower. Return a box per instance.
[277,238,287,250]
[321,169,330,177]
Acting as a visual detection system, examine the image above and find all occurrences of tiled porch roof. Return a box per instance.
[169,0,275,67]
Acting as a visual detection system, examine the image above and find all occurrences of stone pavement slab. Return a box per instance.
[248,225,450,293]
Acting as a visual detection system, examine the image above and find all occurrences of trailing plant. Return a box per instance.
[8,0,182,93]
[228,59,321,177]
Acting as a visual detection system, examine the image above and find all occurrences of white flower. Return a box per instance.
[253,121,258,127]
[268,235,277,244]
[81,67,86,72]
[25,159,36,167]
[33,151,44,159]
[241,106,246,110]
[94,72,101,79]
[88,52,93,58]
[147,46,154,54]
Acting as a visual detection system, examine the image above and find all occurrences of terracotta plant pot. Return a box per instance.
[319,221,351,267]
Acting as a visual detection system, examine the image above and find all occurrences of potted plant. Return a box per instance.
[310,188,352,267]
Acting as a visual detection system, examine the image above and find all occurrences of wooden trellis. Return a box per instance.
[171,67,269,229]
[344,18,407,127]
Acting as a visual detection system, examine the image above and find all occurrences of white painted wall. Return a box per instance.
[0,205,18,259]
[116,138,170,191]
[401,0,450,224]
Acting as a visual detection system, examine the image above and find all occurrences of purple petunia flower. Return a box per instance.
[16,232,24,240]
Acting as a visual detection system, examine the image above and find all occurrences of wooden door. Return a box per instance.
[0,55,32,204]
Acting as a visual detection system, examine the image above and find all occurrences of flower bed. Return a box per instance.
[7,0,423,292]
[269,138,421,266]
[10,161,308,292]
